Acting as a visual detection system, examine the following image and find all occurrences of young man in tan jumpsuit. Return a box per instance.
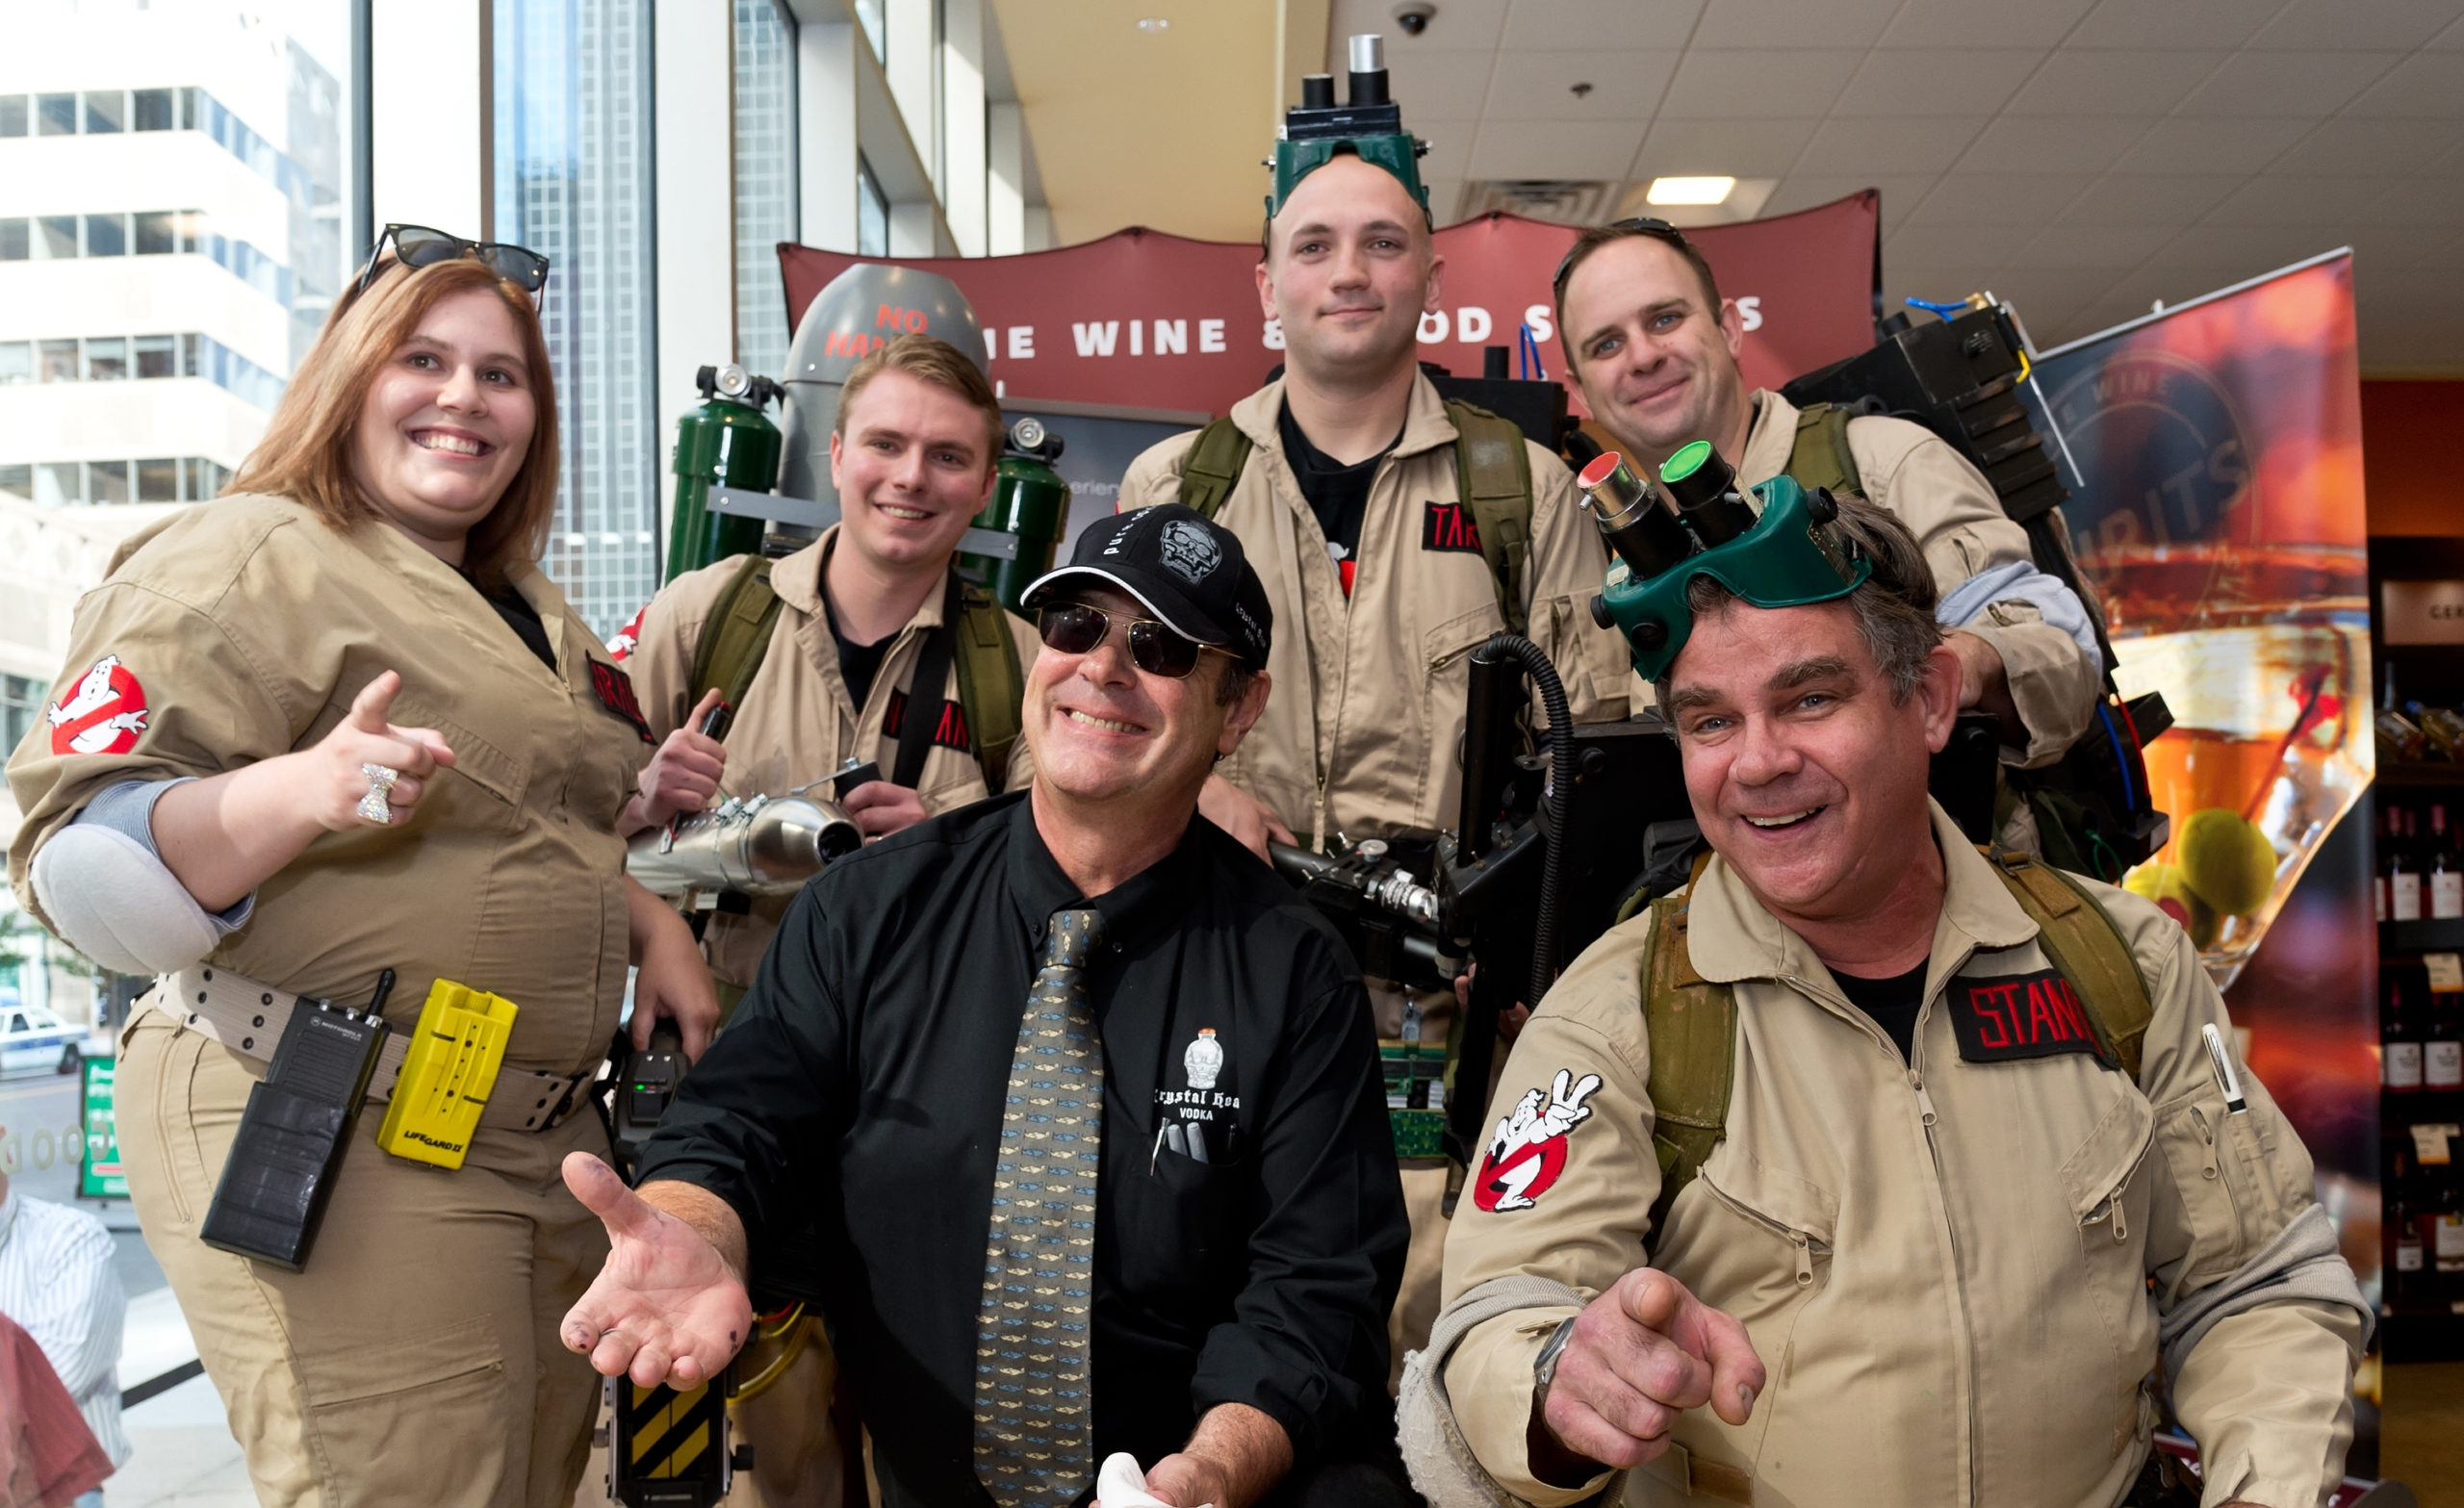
[1399,499,2367,1508]
[1115,150,1631,1367]
[1555,222,2103,842]
[614,334,1035,1507]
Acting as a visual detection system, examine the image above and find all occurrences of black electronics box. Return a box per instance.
[199,998,390,1270]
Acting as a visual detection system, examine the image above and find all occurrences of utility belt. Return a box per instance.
[153,964,599,1136]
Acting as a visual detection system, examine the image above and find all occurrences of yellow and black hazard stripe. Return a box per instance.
[609,1375,730,1506]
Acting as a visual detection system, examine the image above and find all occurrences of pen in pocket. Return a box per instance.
[2200,1022,2246,1115]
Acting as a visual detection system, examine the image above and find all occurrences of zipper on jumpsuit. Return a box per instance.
[1785,974,1983,1505]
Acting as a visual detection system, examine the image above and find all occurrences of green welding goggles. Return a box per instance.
[1269,35,1431,221]
[1578,441,1872,682]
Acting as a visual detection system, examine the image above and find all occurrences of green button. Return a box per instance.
[1661,439,1712,484]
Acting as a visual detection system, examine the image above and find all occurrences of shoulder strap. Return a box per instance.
[688,554,786,737]
[891,576,963,791]
[1175,418,1253,522]
[1443,399,1533,637]
[1641,861,1736,1252]
[1785,401,1865,500]
[1986,849,2156,1081]
[950,579,1025,792]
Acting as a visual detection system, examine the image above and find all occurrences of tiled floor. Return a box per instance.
[2383,1364,2464,1507]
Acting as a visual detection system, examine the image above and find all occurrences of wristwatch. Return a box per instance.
[1531,1316,1579,1412]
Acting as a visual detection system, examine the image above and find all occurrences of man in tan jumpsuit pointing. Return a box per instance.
[1399,495,2366,1508]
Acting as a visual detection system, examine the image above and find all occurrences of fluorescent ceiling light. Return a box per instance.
[1137,15,1168,31]
[1647,176,1736,207]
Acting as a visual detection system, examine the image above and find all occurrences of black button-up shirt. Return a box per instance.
[637,792,1407,1504]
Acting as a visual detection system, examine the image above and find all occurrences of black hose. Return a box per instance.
[1477,632,1571,1007]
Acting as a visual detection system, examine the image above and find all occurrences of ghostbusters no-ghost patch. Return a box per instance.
[588,660,654,743]
[607,603,647,661]
[47,654,149,756]
[1471,1069,1602,1214]
[1948,969,2112,1067]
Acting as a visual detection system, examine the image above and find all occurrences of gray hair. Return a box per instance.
[1654,491,1943,707]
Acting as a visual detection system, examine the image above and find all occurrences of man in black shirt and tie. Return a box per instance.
[559,505,1413,1508]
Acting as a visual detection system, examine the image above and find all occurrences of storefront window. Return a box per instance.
[733,0,797,377]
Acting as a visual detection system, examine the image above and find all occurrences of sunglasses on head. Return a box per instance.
[1037,603,1234,680]
[1552,216,1691,295]
[354,223,552,300]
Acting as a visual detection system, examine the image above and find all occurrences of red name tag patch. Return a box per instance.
[588,660,654,743]
[1422,500,1484,555]
[1949,969,2109,1066]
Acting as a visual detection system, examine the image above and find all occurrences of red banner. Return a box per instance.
[778,194,1879,418]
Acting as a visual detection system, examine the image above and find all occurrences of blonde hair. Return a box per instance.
[834,333,1004,461]
[230,256,561,587]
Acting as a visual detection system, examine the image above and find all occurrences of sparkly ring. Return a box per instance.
[356,762,400,826]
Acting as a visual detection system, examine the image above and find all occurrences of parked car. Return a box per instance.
[0,1005,81,1075]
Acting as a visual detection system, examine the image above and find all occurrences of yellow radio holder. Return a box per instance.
[374,979,519,1169]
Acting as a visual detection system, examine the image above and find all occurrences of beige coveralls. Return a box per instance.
[1412,805,2365,1508]
[6,494,650,1508]
[616,526,1037,1508]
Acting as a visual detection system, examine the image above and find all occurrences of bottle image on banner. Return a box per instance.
[2387,972,2426,1092]
[2431,804,2462,921]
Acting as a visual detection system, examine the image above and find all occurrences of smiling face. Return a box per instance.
[828,368,996,575]
[1025,585,1269,813]
[1258,154,1443,384]
[1663,597,1960,925]
[346,286,538,558]
[1560,235,1751,467]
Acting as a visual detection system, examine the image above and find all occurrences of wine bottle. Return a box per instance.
[2431,803,2463,922]
[2394,806,2425,923]
[2430,981,2464,1092]
[2388,973,2426,1093]
[2392,1148,2427,1305]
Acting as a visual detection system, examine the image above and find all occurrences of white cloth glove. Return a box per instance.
[1094,1452,1212,1508]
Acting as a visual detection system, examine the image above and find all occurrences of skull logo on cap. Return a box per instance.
[1159,519,1222,585]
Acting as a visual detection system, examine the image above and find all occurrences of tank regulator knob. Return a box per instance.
[714,363,755,401]
[1010,416,1047,451]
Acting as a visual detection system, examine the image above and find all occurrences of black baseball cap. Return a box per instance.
[1021,504,1273,671]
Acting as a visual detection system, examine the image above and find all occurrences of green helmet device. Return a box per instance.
[1269,34,1431,220]
[1578,441,1871,683]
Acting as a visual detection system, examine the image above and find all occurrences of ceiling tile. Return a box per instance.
[1976,265,2119,309]
[2342,51,2464,115]
[2067,0,2286,51]
[1466,118,1649,180]
[2111,116,2313,175]
[2268,115,2464,174]
[1959,115,2153,174]
[2003,48,2225,115]
[1761,172,1937,226]
[1418,129,1475,182]
[1831,47,2046,117]
[2248,0,2464,52]
[1499,0,1710,52]
[1635,115,1825,177]
[2062,173,2246,224]
[1656,50,1864,118]
[2358,175,2464,225]
[1482,50,1677,120]
[1883,264,2008,307]
[2202,176,2396,227]
[1329,0,1506,56]
[2434,14,2464,47]
[2145,222,2351,275]
[1903,172,2098,227]
[2342,223,2454,271]
[2173,50,2405,115]
[1795,115,1990,176]
[1877,0,2098,49]
[1886,221,2035,267]
[1690,0,1901,49]
[1386,51,1502,122]
[2008,221,2176,268]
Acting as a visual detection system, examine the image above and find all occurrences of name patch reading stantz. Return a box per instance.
[1947,968,2112,1067]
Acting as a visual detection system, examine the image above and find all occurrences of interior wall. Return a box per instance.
[2364,380,2464,537]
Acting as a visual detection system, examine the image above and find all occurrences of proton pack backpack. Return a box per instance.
[1177,398,1536,635]
[686,553,1025,792]
[1636,846,2155,1247]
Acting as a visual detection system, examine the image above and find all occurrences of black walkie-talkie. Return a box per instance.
[200,970,396,1270]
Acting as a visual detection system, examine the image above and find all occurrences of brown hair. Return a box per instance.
[230,256,560,587]
[1553,221,1725,369]
[834,333,1004,461]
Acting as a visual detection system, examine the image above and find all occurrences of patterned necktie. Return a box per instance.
[974,907,1107,1507]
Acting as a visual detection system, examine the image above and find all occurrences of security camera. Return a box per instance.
[1393,1,1435,37]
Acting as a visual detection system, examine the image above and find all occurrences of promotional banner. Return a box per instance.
[776,195,1880,418]
[2027,252,2377,1311]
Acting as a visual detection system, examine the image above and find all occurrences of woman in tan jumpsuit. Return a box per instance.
[5,243,717,1508]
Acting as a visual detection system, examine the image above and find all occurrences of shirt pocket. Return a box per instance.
[2061,1085,2158,1414]
[2151,1086,2306,1292]
[1114,1141,1249,1325]
[1689,1155,1836,1472]
[1417,601,1509,814]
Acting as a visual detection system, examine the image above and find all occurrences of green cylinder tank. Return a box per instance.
[666,364,783,584]
[962,418,1071,615]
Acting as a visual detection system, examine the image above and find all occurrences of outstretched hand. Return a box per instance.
[558,1153,753,1389]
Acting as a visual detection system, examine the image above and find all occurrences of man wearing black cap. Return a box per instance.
[557,504,1415,1508]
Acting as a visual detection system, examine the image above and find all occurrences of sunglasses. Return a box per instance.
[1038,603,1234,680]
[1552,216,1691,294]
[354,223,552,300]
